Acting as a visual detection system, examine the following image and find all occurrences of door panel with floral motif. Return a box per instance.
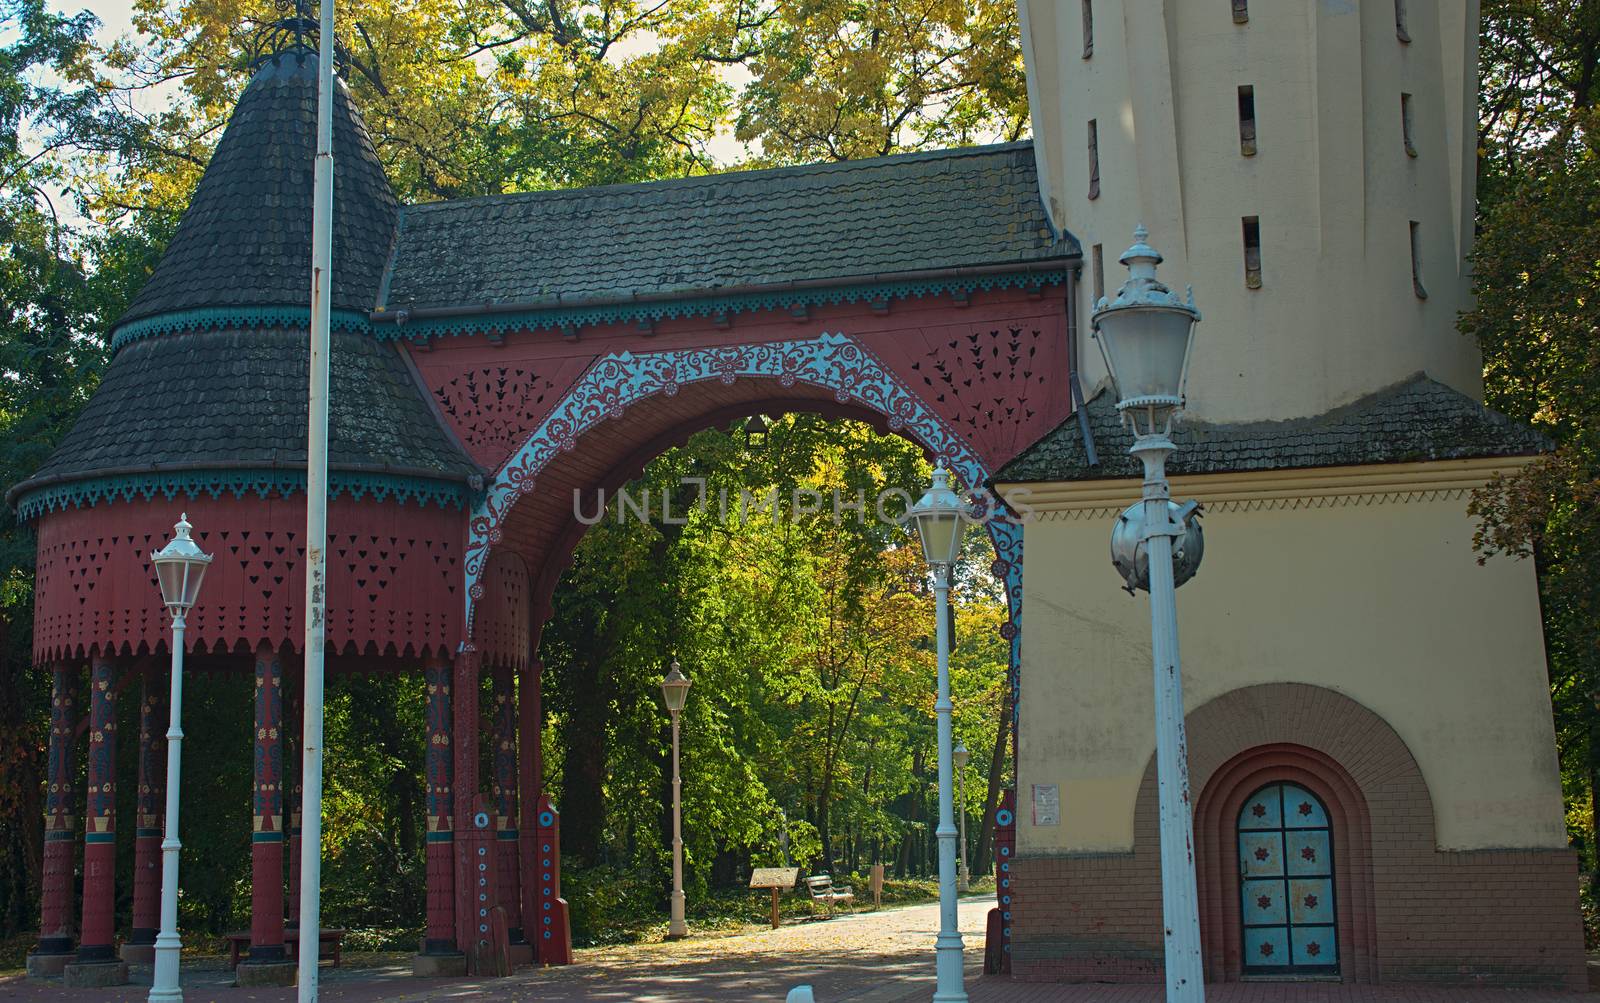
[1238,783,1338,974]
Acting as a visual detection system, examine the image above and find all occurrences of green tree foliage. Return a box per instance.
[69,0,1024,214]
[1466,0,1600,891]
[735,0,1027,163]
[541,416,1013,943]
[0,0,159,935]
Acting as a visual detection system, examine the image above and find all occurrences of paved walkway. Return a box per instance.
[5,897,1597,1002]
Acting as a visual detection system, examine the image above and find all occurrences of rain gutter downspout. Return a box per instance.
[1066,264,1099,467]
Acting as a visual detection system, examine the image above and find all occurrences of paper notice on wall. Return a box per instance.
[1031,783,1060,826]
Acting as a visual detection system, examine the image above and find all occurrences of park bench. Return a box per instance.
[225,928,346,969]
[805,874,854,915]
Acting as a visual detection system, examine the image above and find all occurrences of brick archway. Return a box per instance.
[1133,684,1435,984]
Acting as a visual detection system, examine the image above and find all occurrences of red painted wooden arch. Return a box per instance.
[410,289,1068,483]
[407,288,1069,646]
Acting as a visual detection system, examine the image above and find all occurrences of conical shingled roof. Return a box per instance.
[5,52,478,515]
[115,50,398,329]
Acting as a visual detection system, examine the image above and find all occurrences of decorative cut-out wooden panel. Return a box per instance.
[909,326,1044,436]
[433,367,557,467]
[474,550,530,671]
[861,306,1068,471]
[32,496,464,662]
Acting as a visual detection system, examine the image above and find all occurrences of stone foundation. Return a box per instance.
[1011,846,1586,987]
[412,951,468,977]
[25,951,73,978]
[61,959,129,988]
[235,960,297,987]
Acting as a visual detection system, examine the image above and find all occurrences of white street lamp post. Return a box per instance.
[661,661,692,940]
[148,515,213,1003]
[1093,227,1205,1002]
[909,467,968,1003]
[953,740,970,893]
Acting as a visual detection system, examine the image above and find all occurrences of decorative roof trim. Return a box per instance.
[111,307,372,351]
[105,268,1071,350]
[994,455,1538,517]
[379,269,1069,342]
[14,468,471,521]
[1007,488,1484,523]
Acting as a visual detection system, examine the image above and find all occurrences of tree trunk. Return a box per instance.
[1588,704,1600,895]
[561,648,609,864]
[974,688,1013,875]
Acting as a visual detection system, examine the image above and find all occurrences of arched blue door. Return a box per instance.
[1238,783,1338,974]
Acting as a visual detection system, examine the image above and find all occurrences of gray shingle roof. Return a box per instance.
[992,374,1551,483]
[115,52,399,329]
[9,328,478,501]
[381,142,1071,313]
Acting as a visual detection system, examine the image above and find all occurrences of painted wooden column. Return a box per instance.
[77,654,119,962]
[249,642,287,959]
[452,645,483,958]
[423,654,456,953]
[34,662,79,959]
[491,663,522,942]
[127,671,165,960]
[286,672,302,930]
[531,793,572,964]
[517,657,542,950]
[993,789,1017,974]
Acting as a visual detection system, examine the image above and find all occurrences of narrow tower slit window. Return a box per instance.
[1092,243,1106,304]
[1395,0,1411,42]
[1238,85,1257,156]
[1401,92,1417,157]
[1082,0,1093,58]
[1242,216,1263,289]
[1232,0,1248,25]
[1409,221,1427,299]
[1088,119,1101,200]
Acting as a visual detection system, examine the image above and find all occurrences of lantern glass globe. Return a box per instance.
[1097,306,1195,410]
[661,660,692,714]
[910,466,966,568]
[743,413,771,448]
[151,513,213,614]
[1091,226,1200,432]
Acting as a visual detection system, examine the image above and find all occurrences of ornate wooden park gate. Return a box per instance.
[9,39,1081,980]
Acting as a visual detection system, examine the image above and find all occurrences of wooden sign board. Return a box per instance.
[750,867,801,929]
[749,867,800,890]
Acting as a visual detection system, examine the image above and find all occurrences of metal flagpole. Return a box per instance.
[297,0,335,997]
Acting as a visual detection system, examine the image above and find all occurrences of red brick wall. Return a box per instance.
[1011,683,1585,988]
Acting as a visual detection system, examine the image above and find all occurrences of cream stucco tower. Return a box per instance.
[995,0,1585,988]
[1020,0,1482,421]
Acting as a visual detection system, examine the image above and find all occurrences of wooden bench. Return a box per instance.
[805,874,854,915]
[225,928,346,969]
